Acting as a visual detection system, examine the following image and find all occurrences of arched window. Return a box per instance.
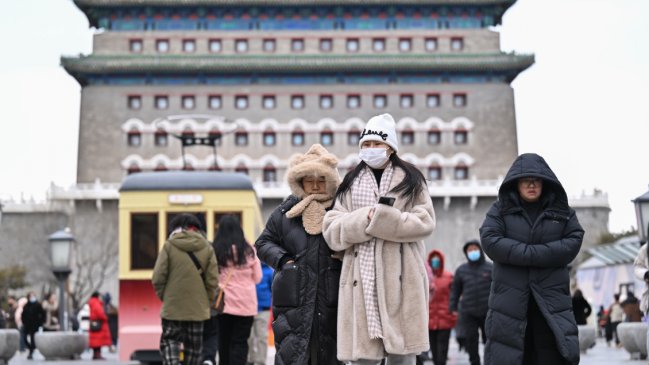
[320,130,334,146]
[182,128,195,139]
[235,131,248,146]
[347,128,360,146]
[127,129,141,147]
[127,163,141,175]
[263,130,276,146]
[154,129,168,147]
[454,129,468,145]
[427,165,442,181]
[291,130,305,146]
[428,129,441,145]
[208,129,222,146]
[401,129,414,145]
[234,163,248,175]
[454,164,469,180]
[154,163,167,172]
[263,164,277,182]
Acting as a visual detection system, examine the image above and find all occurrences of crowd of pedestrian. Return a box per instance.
[12,113,648,365]
[0,289,119,360]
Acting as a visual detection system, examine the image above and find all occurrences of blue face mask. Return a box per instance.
[431,257,441,269]
[467,250,481,262]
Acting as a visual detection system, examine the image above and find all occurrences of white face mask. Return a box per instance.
[359,147,390,169]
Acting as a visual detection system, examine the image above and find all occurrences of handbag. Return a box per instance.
[89,320,102,332]
[214,270,233,314]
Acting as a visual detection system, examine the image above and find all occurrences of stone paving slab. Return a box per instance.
[6,337,646,365]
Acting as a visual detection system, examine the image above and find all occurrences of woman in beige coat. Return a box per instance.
[323,113,436,365]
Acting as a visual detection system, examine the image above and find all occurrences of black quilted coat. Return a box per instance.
[479,153,584,365]
[255,196,342,365]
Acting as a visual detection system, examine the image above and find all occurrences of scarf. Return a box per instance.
[351,163,394,339]
[285,193,333,235]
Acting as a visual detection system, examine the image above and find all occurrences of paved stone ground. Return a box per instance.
[7,337,647,365]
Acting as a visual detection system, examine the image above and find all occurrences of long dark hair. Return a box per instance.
[213,215,254,267]
[335,153,426,206]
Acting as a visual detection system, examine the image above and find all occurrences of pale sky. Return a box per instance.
[1,0,648,233]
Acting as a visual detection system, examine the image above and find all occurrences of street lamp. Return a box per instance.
[633,186,649,244]
[49,228,74,331]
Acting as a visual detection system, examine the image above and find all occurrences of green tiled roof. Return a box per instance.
[74,0,515,7]
[62,53,533,76]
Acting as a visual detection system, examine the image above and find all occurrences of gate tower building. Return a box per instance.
[59,1,605,267]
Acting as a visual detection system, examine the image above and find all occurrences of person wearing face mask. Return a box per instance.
[323,113,435,365]
[479,153,584,365]
[21,292,45,359]
[425,250,457,365]
[448,240,492,365]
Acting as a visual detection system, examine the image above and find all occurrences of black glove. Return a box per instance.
[278,255,293,270]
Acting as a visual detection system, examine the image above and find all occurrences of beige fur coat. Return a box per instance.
[322,167,435,361]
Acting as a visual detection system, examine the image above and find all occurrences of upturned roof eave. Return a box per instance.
[61,53,534,72]
[61,53,534,86]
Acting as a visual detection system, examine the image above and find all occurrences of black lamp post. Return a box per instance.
[49,228,74,331]
[633,186,649,244]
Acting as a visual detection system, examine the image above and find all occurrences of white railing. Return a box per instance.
[569,190,610,209]
[253,181,292,199]
[41,179,610,211]
[427,177,501,197]
[48,180,120,201]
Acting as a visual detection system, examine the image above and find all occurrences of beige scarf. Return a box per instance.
[285,193,333,235]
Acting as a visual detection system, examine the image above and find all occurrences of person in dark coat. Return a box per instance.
[479,153,584,365]
[5,296,18,329]
[102,293,118,352]
[449,240,492,365]
[427,250,458,365]
[21,292,45,359]
[571,289,592,325]
[255,144,342,365]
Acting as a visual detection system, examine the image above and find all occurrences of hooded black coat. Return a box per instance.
[449,241,493,317]
[255,196,342,365]
[479,153,584,365]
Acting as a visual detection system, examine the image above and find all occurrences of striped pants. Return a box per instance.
[160,319,204,365]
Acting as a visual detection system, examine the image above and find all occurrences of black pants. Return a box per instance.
[217,314,254,365]
[429,329,451,365]
[611,321,621,345]
[202,315,219,363]
[24,330,36,355]
[522,297,569,365]
[461,313,485,365]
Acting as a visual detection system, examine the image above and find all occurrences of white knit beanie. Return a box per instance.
[358,113,399,153]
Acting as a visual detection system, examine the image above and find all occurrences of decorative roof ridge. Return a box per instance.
[74,0,516,28]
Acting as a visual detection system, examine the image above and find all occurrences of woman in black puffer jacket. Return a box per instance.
[255,144,342,365]
[479,153,584,365]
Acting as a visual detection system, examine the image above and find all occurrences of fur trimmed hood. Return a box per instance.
[286,144,340,199]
